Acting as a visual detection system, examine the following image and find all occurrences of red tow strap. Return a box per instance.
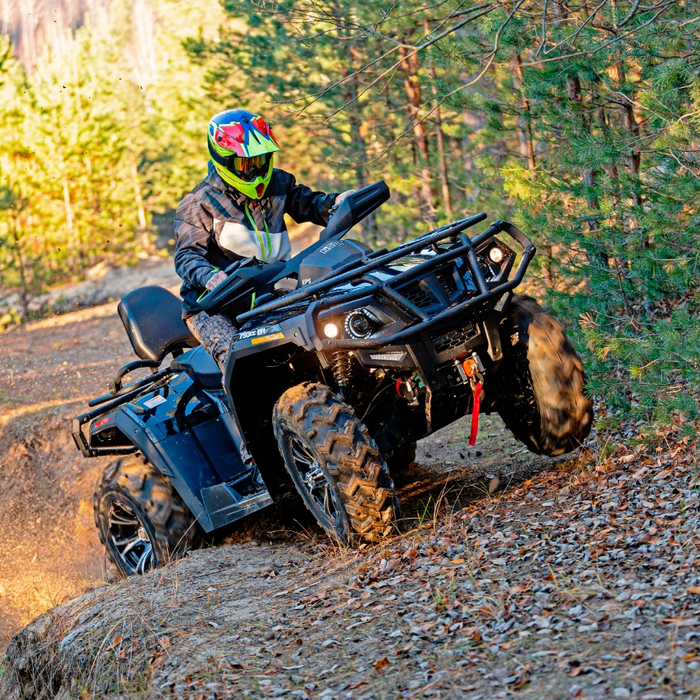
[469,381,482,446]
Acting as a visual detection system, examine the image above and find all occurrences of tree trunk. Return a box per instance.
[399,46,435,217]
[61,170,81,269]
[345,46,373,236]
[428,63,452,216]
[551,4,598,212]
[10,221,30,318]
[511,54,536,174]
[126,140,149,251]
[130,159,147,232]
[512,52,551,285]
[613,58,644,228]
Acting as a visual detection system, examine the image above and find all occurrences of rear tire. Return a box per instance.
[273,382,397,543]
[496,295,593,456]
[94,455,200,577]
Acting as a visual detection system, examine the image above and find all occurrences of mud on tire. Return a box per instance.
[94,455,200,577]
[496,295,593,456]
[273,382,397,544]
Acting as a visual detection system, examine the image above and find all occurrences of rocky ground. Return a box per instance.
[0,233,699,698]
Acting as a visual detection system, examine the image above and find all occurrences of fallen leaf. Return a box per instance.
[374,657,390,673]
[663,617,699,627]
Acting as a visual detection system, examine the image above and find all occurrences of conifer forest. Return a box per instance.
[0,0,698,431]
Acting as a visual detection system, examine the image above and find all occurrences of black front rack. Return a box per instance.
[236,215,535,350]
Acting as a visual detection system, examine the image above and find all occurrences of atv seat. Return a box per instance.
[118,286,198,362]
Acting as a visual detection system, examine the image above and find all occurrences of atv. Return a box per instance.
[73,181,592,576]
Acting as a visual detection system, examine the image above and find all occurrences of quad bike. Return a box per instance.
[72,181,592,576]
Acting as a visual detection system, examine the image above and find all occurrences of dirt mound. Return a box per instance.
[3,434,700,699]
[0,223,325,654]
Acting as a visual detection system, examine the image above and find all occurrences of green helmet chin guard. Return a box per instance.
[207,109,280,200]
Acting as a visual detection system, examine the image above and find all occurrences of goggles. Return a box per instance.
[224,153,272,181]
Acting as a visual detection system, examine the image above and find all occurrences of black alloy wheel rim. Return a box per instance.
[107,499,156,575]
[287,436,343,529]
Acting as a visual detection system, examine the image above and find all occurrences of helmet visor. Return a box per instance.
[226,153,272,181]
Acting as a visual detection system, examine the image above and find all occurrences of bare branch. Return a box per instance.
[618,0,641,28]
[542,0,609,56]
[536,0,548,58]
[523,1,675,66]
[280,3,501,118]
[343,0,525,167]
[667,150,700,181]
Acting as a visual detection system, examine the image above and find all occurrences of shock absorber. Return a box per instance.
[331,351,352,396]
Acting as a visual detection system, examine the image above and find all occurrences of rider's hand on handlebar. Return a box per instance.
[335,189,355,206]
[206,270,227,290]
[328,189,355,219]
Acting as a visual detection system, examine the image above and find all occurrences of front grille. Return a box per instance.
[436,270,457,297]
[431,322,478,354]
[403,284,434,308]
[400,270,460,309]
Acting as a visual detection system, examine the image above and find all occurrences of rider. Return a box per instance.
[174,108,353,371]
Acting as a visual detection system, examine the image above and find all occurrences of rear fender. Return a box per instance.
[86,373,272,532]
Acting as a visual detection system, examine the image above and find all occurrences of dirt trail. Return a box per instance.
[0,229,552,656]
[0,224,334,652]
[0,281,546,655]
[0,301,151,651]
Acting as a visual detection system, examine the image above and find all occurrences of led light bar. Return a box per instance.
[369,352,407,362]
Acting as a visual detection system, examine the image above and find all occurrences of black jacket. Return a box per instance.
[174,162,336,317]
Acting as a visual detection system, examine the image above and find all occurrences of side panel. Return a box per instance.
[224,340,326,495]
[107,372,272,532]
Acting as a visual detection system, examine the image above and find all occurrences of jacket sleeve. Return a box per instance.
[283,173,337,226]
[173,193,217,289]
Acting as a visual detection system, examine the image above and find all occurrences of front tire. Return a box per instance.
[495,295,593,456]
[94,455,200,577]
[273,382,397,544]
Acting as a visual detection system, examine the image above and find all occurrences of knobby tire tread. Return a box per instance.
[94,455,199,575]
[497,295,593,456]
[274,382,397,543]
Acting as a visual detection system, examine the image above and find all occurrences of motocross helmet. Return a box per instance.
[207,109,280,200]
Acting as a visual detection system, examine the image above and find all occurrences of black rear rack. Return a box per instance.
[72,365,173,457]
[237,216,535,349]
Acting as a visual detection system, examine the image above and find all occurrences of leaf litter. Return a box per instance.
[2,412,699,698]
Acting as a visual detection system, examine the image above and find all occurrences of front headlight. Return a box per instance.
[323,323,340,339]
[344,309,382,339]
